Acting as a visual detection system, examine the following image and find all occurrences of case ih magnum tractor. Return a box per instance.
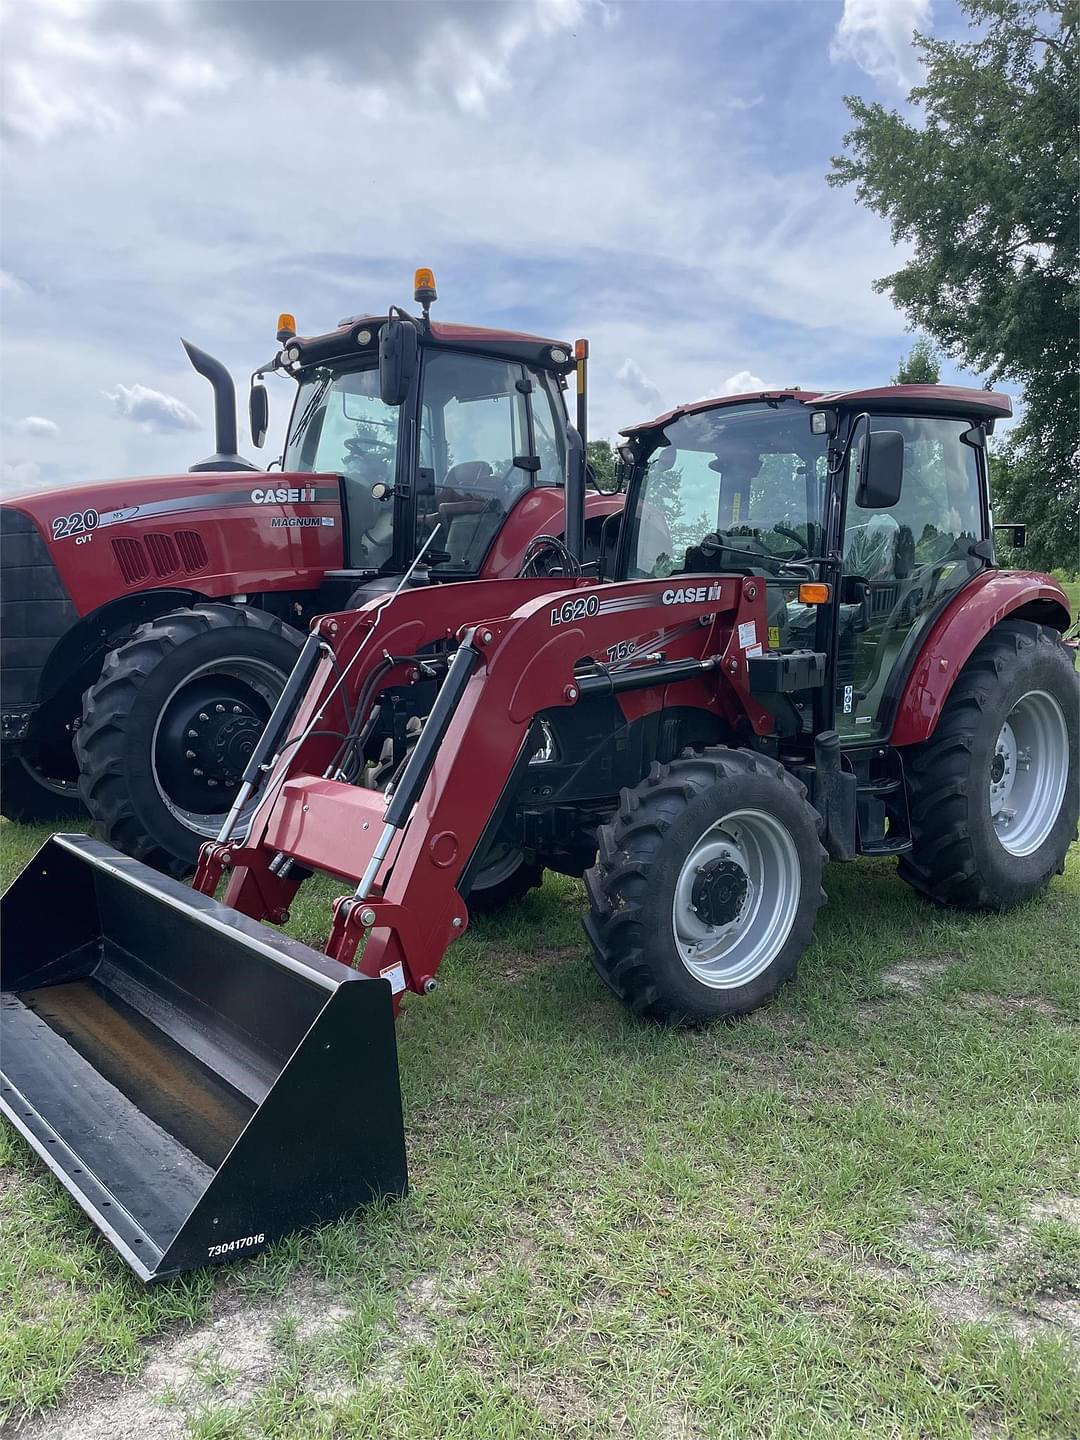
[0,271,618,904]
[2,382,1075,1280]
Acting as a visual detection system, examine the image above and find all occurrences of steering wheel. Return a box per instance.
[518,534,582,579]
[768,524,811,557]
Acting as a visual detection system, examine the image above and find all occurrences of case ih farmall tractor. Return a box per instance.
[2,382,1075,1280]
[0,271,618,907]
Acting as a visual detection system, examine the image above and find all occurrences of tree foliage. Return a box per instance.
[893,338,941,385]
[830,0,1078,571]
[587,439,618,490]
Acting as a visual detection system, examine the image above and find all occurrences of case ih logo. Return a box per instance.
[661,583,723,605]
[250,486,318,504]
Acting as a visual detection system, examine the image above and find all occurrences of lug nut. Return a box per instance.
[215,704,225,713]
[188,729,199,739]
[208,779,218,788]
[233,704,242,714]
[198,712,209,722]
[186,750,196,759]
[193,768,204,777]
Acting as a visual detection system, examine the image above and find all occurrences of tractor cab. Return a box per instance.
[261,272,580,582]
[614,385,1013,746]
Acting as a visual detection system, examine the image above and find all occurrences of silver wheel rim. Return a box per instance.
[989,689,1069,857]
[150,656,286,836]
[672,807,801,989]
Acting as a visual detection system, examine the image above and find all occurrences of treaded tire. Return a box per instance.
[898,619,1078,911]
[75,605,302,877]
[0,755,84,823]
[464,854,544,914]
[584,747,826,1025]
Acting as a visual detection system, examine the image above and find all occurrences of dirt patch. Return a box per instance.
[955,992,1072,1022]
[494,945,579,983]
[878,956,954,993]
[1029,1195,1080,1226]
[15,1283,351,1440]
[832,1201,1080,1348]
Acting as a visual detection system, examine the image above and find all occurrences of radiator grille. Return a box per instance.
[145,532,180,577]
[112,537,150,585]
[175,530,209,573]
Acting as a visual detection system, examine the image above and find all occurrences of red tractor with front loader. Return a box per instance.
[2,381,1075,1280]
[0,270,619,909]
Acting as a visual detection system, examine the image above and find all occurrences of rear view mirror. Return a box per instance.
[855,429,904,510]
[249,383,269,448]
[378,312,418,407]
[993,522,1026,549]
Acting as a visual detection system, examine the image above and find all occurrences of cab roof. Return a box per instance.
[620,384,1013,437]
[292,314,574,373]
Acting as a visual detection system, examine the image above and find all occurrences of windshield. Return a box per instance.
[283,364,400,569]
[625,402,829,580]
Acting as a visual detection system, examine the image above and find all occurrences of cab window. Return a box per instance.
[418,352,533,573]
[839,414,984,737]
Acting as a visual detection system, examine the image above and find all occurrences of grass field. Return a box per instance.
[1,806,1078,1438]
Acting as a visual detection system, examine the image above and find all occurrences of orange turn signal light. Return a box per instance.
[276,312,296,342]
[798,583,831,605]
[574,338,589,360]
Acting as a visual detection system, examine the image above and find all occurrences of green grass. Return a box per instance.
[1,817,1078,1438]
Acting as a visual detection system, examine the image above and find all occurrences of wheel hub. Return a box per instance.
[691,856,749,927]
[185,706,262,785]
[155,675,276,817]
[988,689,1069,856]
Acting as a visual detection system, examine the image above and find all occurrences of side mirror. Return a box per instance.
[249,383,269,448]
[855,429,904,509]
[378,312,418,407]
[993,522,1026,549]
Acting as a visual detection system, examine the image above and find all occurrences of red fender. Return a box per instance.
[890,571,1072,746]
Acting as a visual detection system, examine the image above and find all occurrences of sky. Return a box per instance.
[1,0,985,496]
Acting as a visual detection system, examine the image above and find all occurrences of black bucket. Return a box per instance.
[0,835,407,1281]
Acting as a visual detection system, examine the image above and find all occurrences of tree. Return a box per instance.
[830,0,1078,572]
[587,439,617,490]
[893,338,941,385]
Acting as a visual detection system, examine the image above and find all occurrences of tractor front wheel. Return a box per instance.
[584,748,826,1025]
[899,620,1078,910]
[76,605,303,877]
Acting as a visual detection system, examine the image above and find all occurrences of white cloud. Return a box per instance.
[0,270,25,295]
[106,383,201,433]
[1,459,42,492]
[716,370,768,396]
[830,0,931,89]
[616,358,662,410]
[12,415,59,436]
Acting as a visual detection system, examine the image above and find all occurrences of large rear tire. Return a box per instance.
[75,605,302,877]
[584,748,826,1025]
[898,620,1078,910]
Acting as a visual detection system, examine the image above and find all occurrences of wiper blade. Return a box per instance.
[290,372,332,446]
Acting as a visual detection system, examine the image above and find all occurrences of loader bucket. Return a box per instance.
[0,835,406,1281]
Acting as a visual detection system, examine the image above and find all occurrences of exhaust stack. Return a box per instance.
[183,339,258,473]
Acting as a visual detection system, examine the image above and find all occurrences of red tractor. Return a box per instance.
[0,271,619,904]
[2,382,1075,1280]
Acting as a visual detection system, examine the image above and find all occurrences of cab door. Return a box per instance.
[838,414,987,740]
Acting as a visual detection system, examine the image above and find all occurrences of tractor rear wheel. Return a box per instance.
[584,748,826,1025]
[899,620,1078,910]
[76,605,303,877]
